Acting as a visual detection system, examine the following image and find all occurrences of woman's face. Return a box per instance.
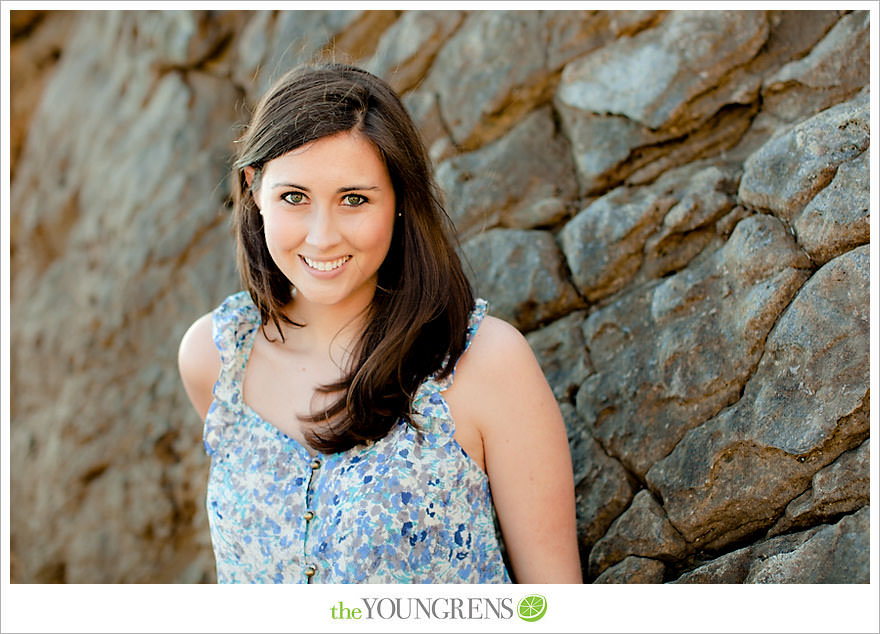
[248,130,396,311]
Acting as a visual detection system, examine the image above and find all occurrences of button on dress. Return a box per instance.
[203,291,511,583]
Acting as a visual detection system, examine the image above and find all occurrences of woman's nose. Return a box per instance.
[305,207,342,250]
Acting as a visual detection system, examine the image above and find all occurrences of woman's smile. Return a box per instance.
[299,254,352,274]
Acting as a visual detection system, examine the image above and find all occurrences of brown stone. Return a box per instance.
[460,228,582,332]
[647,246,869,551]
[761,11,869,124]
[437,107,578,238]
[795,149,869,266]
[768,439,869,537]
[574,438,637,558]
[738,90,869,223]
[588,490,688,577]
[593,556,665,584]
[576,214,811,478]
[364,10,464,94]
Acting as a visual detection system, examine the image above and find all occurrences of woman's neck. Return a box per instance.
[274,284,375,364]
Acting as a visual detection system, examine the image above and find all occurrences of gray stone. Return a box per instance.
[768,439,869,537]
[588,490,689,576]
[718,9,847,161]
[236,10,395,102]
[556,11,767,131]
[638,164,740,282]
[559,403,595,487]
[10,12,241,583]
[526,312,592,403]
[593,556,665,584]
[557,90,755,196]
[364,10,463,94]
[647,246,869,551]
[417,10,661,153]
[738,91,869,223]
[401,89,447,157]
[574,438,637,556]
[417,11,558,152]
[543,10,662,71]
[461,228,582,332]
[671,524,822,583]
[762,11,869,124]
[556,10,852,194]
[795,150,869,266]
[559,168,684,302]
[577,214,812,478]
[436,107,578,238]
[746,507,869,583]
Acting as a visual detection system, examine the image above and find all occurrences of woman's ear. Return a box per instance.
[243,166,261,210]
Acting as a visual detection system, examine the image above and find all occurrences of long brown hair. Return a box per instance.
[232,64,475,452]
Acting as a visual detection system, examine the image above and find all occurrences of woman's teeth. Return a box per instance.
[302,255,351,271]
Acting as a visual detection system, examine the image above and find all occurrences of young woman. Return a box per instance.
[178,64,581,584]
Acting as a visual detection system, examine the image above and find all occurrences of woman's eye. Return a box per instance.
[281,191,306,205]
[342,194,367,207]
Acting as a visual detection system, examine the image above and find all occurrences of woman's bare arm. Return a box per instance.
[452,315,582,583]
[177,312,221,422]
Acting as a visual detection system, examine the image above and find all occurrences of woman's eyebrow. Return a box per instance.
[269,182,380,193]
[337,186,380,193]
[270,182,309,191]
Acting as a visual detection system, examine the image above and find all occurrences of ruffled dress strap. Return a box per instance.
[203,291,260,456]
[411,298,488,440]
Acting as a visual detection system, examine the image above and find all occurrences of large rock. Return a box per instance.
[588,489,689,577]
[460,228,582,332]
[556,11,767,193]
[593,556,665,584]
[745,507,869,583]
[556,11,767,131]
[795,149,869,266]
[576,214,811,478]
[677,507,870,584]
[647,246,869,551]
[768,438,869,537]
[415,10,660,154]
[761,11,869,123]
[573,436,637,560]
[525,312,592,403]
[364,10,464,94]
[560,162,740,301]
[10,11,241,582]
[436,107,578,238]
[738,91,869,223]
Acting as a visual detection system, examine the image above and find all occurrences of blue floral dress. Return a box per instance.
[203,291,511,583]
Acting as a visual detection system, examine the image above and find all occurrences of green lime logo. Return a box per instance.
[517,594,547,622]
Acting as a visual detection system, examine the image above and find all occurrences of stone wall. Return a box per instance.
[9,9,870,583]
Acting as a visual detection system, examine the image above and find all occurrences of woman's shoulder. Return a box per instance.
[454,313,540,397]
[448,311,555,441]
[470,313,533,362]
[178,311,221,421]
[178,291,254,420]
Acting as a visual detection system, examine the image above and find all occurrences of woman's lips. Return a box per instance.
[300,254,352,272]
